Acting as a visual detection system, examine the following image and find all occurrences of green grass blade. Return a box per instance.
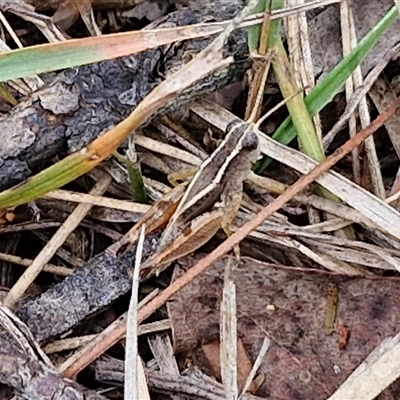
[256,5,398,172]
[113,152,147,203]
[247,0,268,52]
[0,153,92,209]
[0,23,225,83]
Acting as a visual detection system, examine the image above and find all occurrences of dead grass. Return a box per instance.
[1,1,400,399]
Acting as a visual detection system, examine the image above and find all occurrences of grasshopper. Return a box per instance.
[140,119,259,278]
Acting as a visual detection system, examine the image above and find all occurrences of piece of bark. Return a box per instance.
[0,305,108,400]
[0,348,108,400]
[0,0,248,192]
[93,355,263,400]
[16,234,159,342]
[167,256,400,399]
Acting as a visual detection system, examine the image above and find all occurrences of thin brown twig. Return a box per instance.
[62,97,400,379]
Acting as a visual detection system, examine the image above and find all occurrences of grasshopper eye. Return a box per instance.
[242,129,259,151]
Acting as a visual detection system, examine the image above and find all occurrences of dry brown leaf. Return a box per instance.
[168,256,400,399]
[201,338,261,395]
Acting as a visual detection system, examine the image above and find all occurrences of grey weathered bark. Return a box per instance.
[93,356,263,400]
[0,0,248,192]
[16,236,158,342]
[0,349,108,399]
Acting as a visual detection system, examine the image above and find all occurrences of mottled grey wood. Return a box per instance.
[0,0,248,191]
[93,356,262,400]
[16,235,159,342]
[0,348,107,400]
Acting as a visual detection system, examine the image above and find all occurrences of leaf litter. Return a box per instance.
[1,1,400,399]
